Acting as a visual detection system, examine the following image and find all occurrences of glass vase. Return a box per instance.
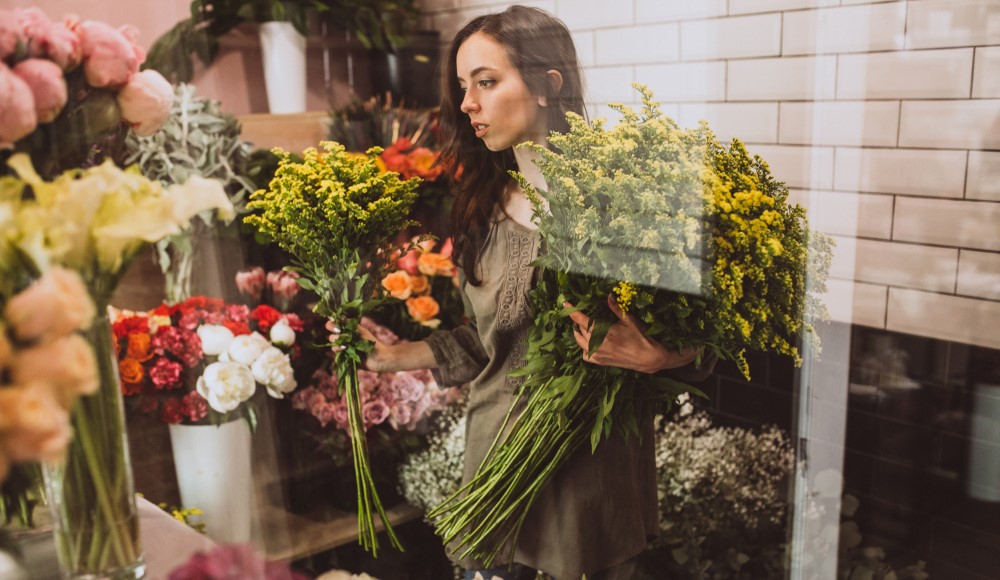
[42,314,145,579]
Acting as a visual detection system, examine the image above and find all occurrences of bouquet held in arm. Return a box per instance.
[429,85,833,564]
[244,141,420,554]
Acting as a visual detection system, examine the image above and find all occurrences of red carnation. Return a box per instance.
[149,357,183,390]
[250,304,281,333]
[283,313,305,332]
[160,397,184,424]
[113,315,149,339]
[181,391,208,422]
[223,320,251,336]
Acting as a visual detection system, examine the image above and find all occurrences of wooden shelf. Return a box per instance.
[239,111,331,152]
[261,501,423,562]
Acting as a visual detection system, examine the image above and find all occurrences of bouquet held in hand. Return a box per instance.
[244,141,420,554]
[430,85,833,564]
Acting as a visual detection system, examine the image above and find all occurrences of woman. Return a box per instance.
[356,6,712,579]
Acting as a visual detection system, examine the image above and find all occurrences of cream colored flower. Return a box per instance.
[251,346,296,398]
[196,324,234,356]
[222,332,269,366]
[195,361,255,414]
[268,318,295,347]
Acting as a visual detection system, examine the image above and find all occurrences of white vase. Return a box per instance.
[258,21,307,113]
[169,420,254,544]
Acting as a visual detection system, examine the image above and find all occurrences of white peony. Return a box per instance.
[195,361,256,413]
[268,318,296,347]
[223,332,270,366]
[196,324,234,356]
[251,346,297,398]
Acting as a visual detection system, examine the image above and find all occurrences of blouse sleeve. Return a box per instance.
[421,271,489,386]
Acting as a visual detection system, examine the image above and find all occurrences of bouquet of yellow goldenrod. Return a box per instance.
[430,85,833,564]
[244,141,420,554]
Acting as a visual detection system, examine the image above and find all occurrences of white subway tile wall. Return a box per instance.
[836,49,974,100]
[419,0,1000,348]
[782,4,906,56]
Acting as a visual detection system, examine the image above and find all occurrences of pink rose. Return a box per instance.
[362,399,390,428]
[0,381,71,464]
[79,20,138,87]
[116,69,172,136]
[290,386,317,411]
[3,267,95,343]
[440,237,454,258]
[331,402,350,431]
[10,333,99,403]
[0,62,38,146]
[235,267,265,300]
[313,402,339,428]
[389,402,412,430]
[12,58,67,123]
[391,372,425,403]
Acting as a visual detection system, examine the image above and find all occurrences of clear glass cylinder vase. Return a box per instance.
[42,314,145,579]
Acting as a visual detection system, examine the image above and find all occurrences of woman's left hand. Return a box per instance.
[567,295,699,374]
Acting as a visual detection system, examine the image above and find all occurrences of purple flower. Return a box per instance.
[168,543,306,579]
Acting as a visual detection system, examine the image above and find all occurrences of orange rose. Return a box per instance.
[406,295,440,324]
[418,252,455,277]
[126,332,153,361]
[407,147,443,181]
[381,271,412,300]
[408,274,430,295]
[0,381,71,464]
[118,357,144,387]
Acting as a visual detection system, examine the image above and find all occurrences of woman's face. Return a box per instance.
[456,32,548,152]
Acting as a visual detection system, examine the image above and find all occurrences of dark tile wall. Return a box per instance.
[696,324,1000,579]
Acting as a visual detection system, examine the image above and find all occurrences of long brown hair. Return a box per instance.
[439,5,585,285]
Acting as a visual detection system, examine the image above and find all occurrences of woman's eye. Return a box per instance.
[477,79,495,88]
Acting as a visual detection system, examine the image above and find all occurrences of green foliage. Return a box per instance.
[431,85,834,565]
[244,140,420,554]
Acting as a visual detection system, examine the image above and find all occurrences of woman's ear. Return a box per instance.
[539,69,564,107]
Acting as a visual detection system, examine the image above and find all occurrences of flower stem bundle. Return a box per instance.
[429,84,833,565]
[244,141,420,554]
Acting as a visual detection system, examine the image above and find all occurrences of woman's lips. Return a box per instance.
[472,123,489,138]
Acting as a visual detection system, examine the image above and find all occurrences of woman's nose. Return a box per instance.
[460,89,477,114]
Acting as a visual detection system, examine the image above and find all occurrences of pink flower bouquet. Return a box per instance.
[0,7,172,179]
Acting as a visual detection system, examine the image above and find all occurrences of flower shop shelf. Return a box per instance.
[261,501,423,562]
[238,112,330,153]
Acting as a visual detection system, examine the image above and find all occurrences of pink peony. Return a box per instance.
[235,267,265,300]
[12,58,67,123]
[116,24,147,68]
[0,61,38,145]
[167,542,307,580]
[267,271,301,301]
[79,20,138,87]
[116,69,172,136]
[0,10,23,61]
[14,8,52,41]
[34,17,83,70]
[3,267,95,343]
